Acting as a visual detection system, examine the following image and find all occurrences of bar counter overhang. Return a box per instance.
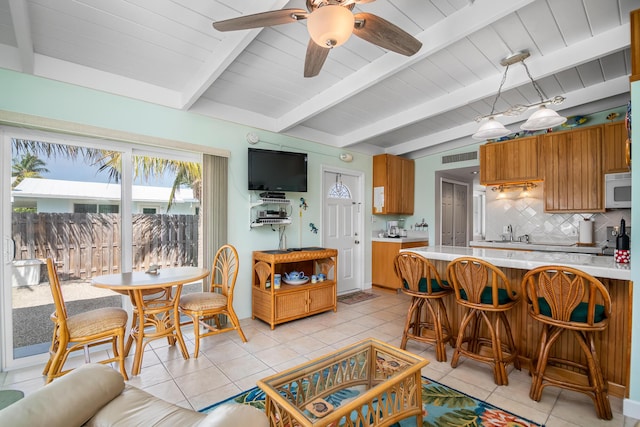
[400,245,632,398]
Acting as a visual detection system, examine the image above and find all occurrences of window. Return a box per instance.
[142,207,157,214]
[98,204,119,214]
[74,203,97,213]
[328,174,352,199]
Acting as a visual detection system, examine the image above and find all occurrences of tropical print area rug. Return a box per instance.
[200,376,543,427]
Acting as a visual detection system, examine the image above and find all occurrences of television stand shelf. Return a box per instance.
[251,248,338,329]
[250,197,292,228]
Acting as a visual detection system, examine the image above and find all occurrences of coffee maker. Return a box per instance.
[387,220,399,237]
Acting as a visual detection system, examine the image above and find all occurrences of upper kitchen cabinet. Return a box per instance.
[541,126,604,213]
[603,121,631,173]
[479,136,540,185]
[373,154,414,215]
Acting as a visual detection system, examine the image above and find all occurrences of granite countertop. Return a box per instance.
[403,245,630,281]
[469,240,606,255]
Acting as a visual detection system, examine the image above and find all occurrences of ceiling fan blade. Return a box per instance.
[353,13,422,56]
[304,39,330,78]
[213,9,307,32]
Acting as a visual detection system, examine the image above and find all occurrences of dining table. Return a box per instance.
[92,266,209,376]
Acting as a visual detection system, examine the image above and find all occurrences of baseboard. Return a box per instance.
[624,398,640,420]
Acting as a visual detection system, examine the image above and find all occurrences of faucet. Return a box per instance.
[517,234,531,244]
[506,224,514,242]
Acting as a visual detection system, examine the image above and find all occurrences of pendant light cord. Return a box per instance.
[489,64,509,116]
[521,60,546,104]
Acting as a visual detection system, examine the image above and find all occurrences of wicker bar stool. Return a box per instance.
[446,257,520,385]
[522,265,612,419]
[394,252,454,362]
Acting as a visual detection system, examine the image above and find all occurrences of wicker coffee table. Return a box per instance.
[257,338,428,427]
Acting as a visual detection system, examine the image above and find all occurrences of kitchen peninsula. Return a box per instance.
[401,245,631,397]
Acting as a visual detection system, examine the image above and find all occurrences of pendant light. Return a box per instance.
[473,50,566,140]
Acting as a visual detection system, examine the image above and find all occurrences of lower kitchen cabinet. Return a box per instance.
[251,248,337,329]
[372,240,428,290]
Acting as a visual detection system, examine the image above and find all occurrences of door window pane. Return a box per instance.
[10,139,123,360]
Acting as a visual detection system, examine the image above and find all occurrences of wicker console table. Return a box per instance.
[252,248,338,329]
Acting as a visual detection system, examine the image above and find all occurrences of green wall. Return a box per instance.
[0,68,373,320]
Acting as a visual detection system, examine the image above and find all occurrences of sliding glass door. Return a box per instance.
[1,129,202,370]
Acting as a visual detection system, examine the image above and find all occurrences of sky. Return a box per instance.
[13,149,176,187]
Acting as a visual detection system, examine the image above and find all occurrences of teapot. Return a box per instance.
[285,271,308,281]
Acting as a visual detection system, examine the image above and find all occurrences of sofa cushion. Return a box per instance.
[86,385,206,427]
[0,363,124,427]
[198,404,269,427]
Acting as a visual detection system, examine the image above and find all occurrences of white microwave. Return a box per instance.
[605,172,632,209]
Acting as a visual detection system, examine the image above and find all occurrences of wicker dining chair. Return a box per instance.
[44,258,128,383]
[179,244,247,358]
[446,257,521,385]
[394,252,454,362]
[522,265,612,419]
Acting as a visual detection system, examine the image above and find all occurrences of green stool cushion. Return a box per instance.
[537,298,606,323]
[403,278,447,293]
[459,287,513,304]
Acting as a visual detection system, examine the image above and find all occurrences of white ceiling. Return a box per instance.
[0,0,634,158]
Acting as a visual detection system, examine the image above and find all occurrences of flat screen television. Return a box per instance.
[248,148,308,192]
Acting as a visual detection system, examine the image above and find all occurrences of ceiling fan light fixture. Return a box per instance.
[307,5,354,48]
[472,117,511,140]
[520,105,567,130]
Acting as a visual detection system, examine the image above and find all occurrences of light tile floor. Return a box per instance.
[1,288,637,426]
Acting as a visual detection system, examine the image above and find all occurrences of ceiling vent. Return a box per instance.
[442,151,478,164]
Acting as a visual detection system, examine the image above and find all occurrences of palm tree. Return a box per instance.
[12,153,50,188]
[12,139,201,208]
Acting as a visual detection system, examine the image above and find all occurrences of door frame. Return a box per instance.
[437,176,472,247]
[320,164,365,294]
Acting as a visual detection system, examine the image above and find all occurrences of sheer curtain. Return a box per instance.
[201,154,227,288]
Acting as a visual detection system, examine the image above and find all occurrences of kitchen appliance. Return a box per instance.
[387,220,399,237]
[605,172,632,209]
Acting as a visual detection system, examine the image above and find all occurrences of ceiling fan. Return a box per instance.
[212,0,422,78]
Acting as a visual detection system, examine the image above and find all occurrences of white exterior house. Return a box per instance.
[11,178,199,215]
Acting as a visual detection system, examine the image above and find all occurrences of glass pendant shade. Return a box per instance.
[472,117,511,140]
[307,5,354,48]
[520,105,567,130]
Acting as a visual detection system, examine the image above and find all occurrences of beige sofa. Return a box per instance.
[0,363,269,427]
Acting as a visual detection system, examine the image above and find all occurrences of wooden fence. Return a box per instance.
[12,213,199,280]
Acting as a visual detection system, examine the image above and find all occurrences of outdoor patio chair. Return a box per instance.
[44,258,128,383]
[179,244,247,358]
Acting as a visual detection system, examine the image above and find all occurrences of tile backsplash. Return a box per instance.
[484,183,630,246]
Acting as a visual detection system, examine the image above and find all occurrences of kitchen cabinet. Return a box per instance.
[541,125,604,212]
[373,154,414,214]
[372,240,428,290]
[251,248,337,329]
[479,136,540,184]
[603,121,630,173]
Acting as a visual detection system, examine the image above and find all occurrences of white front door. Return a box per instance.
[322,168,363,294]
